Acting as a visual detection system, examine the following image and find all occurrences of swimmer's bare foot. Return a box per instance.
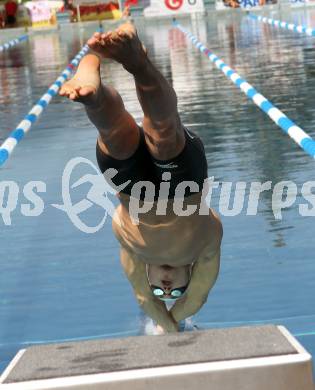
[59,54,103,106]
[87,23,148,74]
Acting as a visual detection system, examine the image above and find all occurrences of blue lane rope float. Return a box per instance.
[0,45,89,167]
[0,35,28,52]
[248,13,315,37]
[174,22,315,159]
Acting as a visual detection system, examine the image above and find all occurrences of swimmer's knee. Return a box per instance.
[142,116,185,160]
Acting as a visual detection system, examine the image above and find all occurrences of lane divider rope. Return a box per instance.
[0,35,28,52]
[174,21,315,159]
[248,13,315,37]
[0,45,89,167]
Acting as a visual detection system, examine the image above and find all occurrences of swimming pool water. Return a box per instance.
[0,9,315,375]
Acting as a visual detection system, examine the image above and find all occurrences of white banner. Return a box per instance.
[144,0,204,18]
[25,1,52,23]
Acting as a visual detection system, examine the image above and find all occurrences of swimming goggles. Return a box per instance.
[145,263,193,300]
[150,285,188,299]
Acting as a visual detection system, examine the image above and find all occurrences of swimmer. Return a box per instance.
[60,22,223,333]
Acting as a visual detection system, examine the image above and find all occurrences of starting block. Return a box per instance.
[0,325,313,390]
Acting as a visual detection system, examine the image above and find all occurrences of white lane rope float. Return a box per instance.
[0,35,28,52]
[0,45,89,167]
[174,21,315,159]
[248,13,315,37]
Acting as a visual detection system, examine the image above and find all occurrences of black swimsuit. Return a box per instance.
[96,127,208,200]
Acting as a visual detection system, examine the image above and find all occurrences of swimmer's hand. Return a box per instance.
[138,293,179,333]
[156,325,165,334]
[156,322,179,335]
[171,247,221,322]
[120,248,179,333]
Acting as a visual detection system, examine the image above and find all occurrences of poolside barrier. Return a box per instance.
[0,35,28,52]
[0,45,89,168]
[174,22,315,159]
[248,13,315,37]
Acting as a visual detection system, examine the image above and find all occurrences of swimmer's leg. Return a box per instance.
[59,53,139,159]
[87,24,185,160]
[134,54,185,161]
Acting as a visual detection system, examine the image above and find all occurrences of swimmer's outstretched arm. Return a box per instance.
[170,247,221,322]
[120,248,179,332]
